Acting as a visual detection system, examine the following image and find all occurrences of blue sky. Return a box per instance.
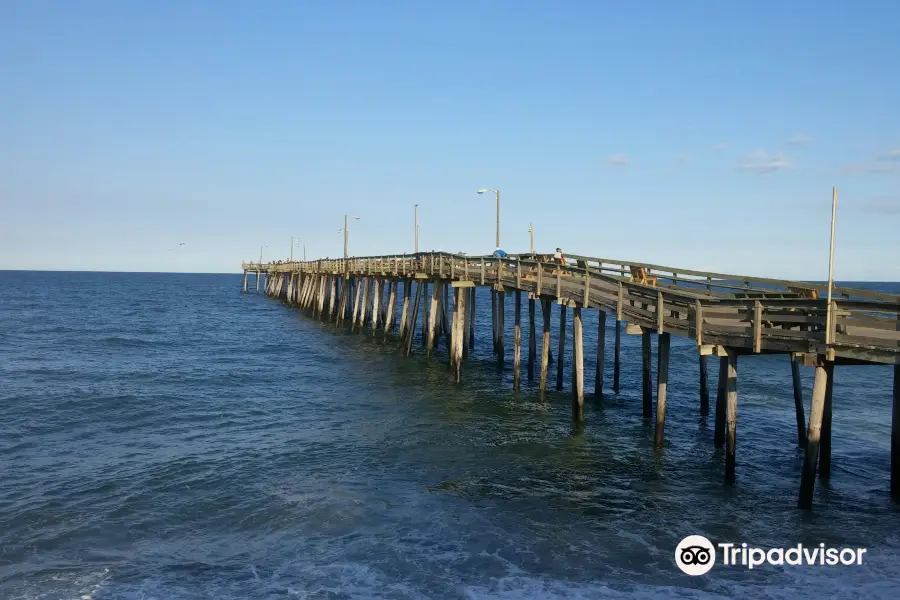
[2,1,898,279]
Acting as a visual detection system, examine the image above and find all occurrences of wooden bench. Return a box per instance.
[629,266,657,287]
[788,286,820,300]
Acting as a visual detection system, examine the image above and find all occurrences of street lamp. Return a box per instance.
[340,215,361,259]
[528,223,534,255]
[259,244,268,264]
[290,236,303,261]
[414,204,419,253]
[477,188,501,248]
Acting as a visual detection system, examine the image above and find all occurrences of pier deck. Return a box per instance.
[241,251,900,510]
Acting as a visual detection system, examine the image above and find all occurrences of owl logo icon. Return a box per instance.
[675,535,716,575]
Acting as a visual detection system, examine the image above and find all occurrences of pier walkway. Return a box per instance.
[241,251,900,510]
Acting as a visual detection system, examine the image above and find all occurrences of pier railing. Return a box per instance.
[242,252,900,365]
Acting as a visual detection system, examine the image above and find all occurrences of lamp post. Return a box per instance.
[414,204,419,253]
[477,188,501,248]
[528,223,534,255]
[290,236,303,261]
[259,244,267,264]
[340,215,361,259]
[826,187,838,344]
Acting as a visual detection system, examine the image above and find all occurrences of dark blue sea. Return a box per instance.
[2,271,899,599]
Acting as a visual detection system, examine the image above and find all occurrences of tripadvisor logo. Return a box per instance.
[675,535,867,575]
[676,535,716,575]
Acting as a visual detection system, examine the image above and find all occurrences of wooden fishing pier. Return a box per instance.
[241,252,900,510]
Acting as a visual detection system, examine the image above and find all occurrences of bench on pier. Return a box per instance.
[788,286,820,299]
[629,266,657,287]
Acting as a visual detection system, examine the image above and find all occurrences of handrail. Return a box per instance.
[242,251,900,303]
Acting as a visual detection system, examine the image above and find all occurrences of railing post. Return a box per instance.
[753,300,763,353]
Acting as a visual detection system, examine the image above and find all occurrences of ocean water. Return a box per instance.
[1,270,899,599]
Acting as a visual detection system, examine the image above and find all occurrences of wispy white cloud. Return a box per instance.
[738,149,793,174]
[840,149,900,174]
[784,133,812,145]
[711,142,729,151]
[606,154,630,166]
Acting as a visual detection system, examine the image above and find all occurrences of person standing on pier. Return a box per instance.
[493,247,508,258]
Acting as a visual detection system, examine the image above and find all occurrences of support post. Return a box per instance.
[539,298,551,393]
[556,303,567,391]
[491,289,498,355]
[714,356,727,448]
[427,280,439,356]
[819,363,835,479]
[892,363,899,499]
[242,271,248,293]
[725,351,738,485]
[371,278,381,334]
[613,319,621,393]
[405,281,423,357]
[573,305,584,421]
[420,282,429,347]
[358,278,369,333]
[595,310,607,398]
[442,283,451,349]
[384,281,397,339]
[452,287,465,382]
[528,297,536,380]
[699,354,710,416]
[642,330,653,419]
[654,332,671,445]
[513,290,521,390]
[399,281,411,340]
[351,278,362,332]
[468,287,476,349]
[791,356,808,447]
[799,361,832,509]
[497,290,505,368]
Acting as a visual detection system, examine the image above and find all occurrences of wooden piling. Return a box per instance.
[613,319,621,393]
[256,271,260,293]
[819,363,835,479]
[405,281,423,357]
[699,354,710,416]
[452,287,465,382]
[468,287,476,349]
[573,305,584,421]
[329,277,337,320]
[492,289,500,354]
[791,356,807,447]
[528,296,536,380]
[642,330,653,419]
[799,360,832,509]
[892,363,899,499]
[497,290,505,367]
[242,271,248,293]
[420,282,429,347]
[372,278,381,335]
[399,281,411,340]
[513,290,521,391]
[384,281,397,338]
[462,287,471,359]
[725,352,738,485]
[442,284,450,349]
[714,356,727,448]
[427,280,439,355]
[359,278,370,332]
[351,278,362,332]
[540,298,551,393]
[595,310,607,398]
[556,303,567,391]
[654,332,671,446]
